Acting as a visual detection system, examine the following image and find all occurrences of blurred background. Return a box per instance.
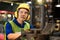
[0,0,60,40]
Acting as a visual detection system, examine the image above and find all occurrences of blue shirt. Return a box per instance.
[5,18,34,40]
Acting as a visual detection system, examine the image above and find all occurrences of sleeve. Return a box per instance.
[30,24,34,29]
[5,22,13,40]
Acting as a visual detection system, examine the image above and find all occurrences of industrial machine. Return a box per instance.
[19,0,60,40]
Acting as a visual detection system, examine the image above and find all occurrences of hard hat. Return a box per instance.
[17,3,30,11]
[14,3,30,18]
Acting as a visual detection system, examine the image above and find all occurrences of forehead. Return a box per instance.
[18,8,29,12]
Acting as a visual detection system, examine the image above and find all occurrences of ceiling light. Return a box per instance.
[55,0,60,7]
[27,1,31,4]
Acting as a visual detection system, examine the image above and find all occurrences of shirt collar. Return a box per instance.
[13,18,26,28]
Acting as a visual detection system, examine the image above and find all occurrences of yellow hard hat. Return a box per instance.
[14,3,30,18]
[17,3,30,11]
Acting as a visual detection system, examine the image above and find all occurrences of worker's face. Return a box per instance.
[18,9,28,21]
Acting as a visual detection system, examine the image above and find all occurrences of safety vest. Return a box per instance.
[4,20,30,40]
[9,21,30,33]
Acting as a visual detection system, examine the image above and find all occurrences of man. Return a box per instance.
[5,3,34,40]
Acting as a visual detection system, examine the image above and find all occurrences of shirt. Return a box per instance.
[5,18,34,40]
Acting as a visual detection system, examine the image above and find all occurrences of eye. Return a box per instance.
[19,11,23,14]
[20,11,23,13]
[25,12,28,14]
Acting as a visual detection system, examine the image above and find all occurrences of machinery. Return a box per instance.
[19,0,60,40]
[0,0,60,40]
